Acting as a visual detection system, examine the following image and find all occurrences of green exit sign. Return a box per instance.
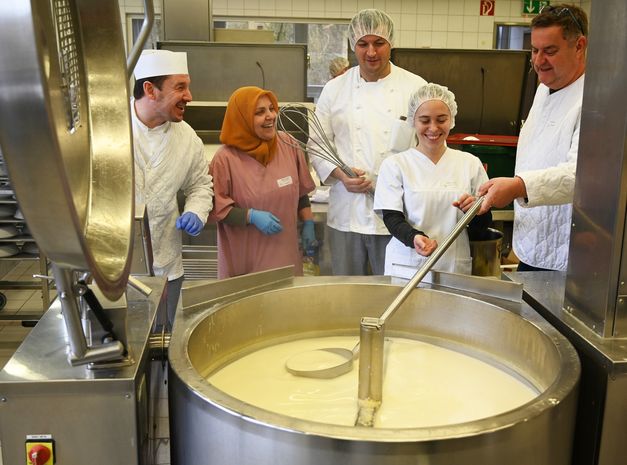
[522,0,550,14]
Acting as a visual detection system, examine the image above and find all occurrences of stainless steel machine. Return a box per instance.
[0,1,167,464]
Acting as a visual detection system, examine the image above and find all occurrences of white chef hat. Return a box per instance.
[348,9,395,50]
[407,83,458,129]
[134,50,188,80]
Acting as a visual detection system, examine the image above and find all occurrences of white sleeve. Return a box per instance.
[373,158,404,213]
[182,136,214,223]
[517,117,579,207]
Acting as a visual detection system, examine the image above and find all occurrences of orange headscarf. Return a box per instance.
[220,86,279,166]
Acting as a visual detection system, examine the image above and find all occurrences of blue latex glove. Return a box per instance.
[249,209,282,235]
[301,220,316,249]
[175,212,204,236]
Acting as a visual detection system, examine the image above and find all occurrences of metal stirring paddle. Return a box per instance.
[285,197,485,384]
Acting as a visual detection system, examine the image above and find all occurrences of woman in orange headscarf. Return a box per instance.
[209,86,317,279]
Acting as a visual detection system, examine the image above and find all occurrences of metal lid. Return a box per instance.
[0,1,134,300]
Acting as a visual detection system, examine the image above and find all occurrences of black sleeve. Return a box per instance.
[467,209,493,241]
[222,207,248,226]
[298,194,311,211]
[382,210,428,248]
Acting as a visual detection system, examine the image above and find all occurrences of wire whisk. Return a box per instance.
[277,104,363,182]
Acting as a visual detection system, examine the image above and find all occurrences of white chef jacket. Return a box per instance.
[131,100,214,280]
[514,74,584,271]
[311,63,427,235]
[374,147,488,276]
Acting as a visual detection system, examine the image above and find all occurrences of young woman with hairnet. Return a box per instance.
[209,86,316,279]
[373,83,492,276]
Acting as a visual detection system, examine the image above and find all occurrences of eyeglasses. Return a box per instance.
[539,5,585,36]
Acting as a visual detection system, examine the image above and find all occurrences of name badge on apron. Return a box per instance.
[277,176,293,188]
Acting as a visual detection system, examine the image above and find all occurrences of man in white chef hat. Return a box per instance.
[132,49,213,327]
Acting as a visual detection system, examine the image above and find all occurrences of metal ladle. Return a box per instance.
[285,197,485,382]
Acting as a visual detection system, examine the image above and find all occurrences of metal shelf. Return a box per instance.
[0,175,50,313]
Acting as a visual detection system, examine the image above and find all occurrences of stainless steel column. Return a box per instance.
[565,0,627,337]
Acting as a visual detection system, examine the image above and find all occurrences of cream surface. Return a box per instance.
[208,336,538,428]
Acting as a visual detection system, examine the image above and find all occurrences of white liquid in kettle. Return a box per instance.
[208,336,538,428]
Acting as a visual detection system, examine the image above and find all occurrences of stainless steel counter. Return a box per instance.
[0,277,167,465]
[506,271,627,465]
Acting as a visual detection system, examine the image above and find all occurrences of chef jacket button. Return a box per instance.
[387,109,392,113]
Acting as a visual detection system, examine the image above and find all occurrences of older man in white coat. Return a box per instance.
[132,50,213,326]
[311,9,427,276]
[478,3,588,272]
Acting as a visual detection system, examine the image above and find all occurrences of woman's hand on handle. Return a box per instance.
[414,234,438,257]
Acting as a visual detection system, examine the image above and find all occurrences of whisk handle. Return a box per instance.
[340,165,358,178]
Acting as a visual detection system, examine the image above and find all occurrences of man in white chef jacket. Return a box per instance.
[478,4,588,272]
[311,9,427,275]
[132,50,213,326]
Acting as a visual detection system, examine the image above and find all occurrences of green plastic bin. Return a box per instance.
[465,144,516,210]
[465,144,516,179]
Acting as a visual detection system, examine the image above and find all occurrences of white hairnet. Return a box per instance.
[329,57,350,77]
[348,9,395,50]
[407,83,458,129]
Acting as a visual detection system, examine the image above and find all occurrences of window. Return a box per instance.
[127,14,162,53]
[494,23,531,50]
[214,19,349,100]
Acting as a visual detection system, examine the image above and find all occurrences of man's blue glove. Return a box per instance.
[249,209,282,235]
[301,220,316,249]
[176,212,204,236]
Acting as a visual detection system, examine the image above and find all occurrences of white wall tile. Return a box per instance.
[478,32,493,49]
[385,0,402,14]
[432,14,448,31]
[400,14,417,31]
[259,0,276,10]
[416,14,433,31]
[214,0,229,9]
[401,0,417,14]
[373,0,387,10]
[245,0,260,9]
[324,0,341,12]
[432,1,448,15]
[417,0,433,15]
[478,15,494,33]
[398,29,416,47]
[448,15,464,32]
[358,0,375,10]
[462,31,478,48]
[448,0,465,15]
[496,0,511,16]
[416,30,432,47]
[230,0,245,9]
[341,0,359,15]
[276,0,292,10]
[463,15,479,32]
[431,31,447,47]
[447,31,463,47]
[292,0,308,11]
[463,0,479,16]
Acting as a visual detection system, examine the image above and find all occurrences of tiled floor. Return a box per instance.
[0,261,52,369]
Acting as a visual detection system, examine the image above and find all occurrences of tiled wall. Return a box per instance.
[119,0,591,50]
